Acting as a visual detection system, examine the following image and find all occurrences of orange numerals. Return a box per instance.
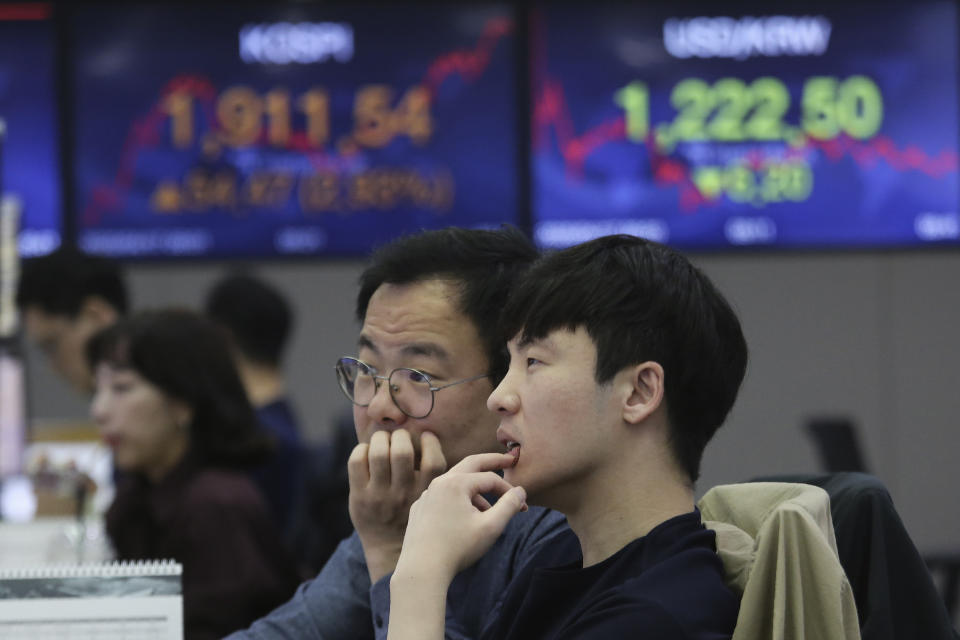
[162,84,431,150]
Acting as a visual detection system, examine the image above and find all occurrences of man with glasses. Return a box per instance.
[229,226,570,640]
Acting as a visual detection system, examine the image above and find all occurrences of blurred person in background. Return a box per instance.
[204,273,306,539]
[16,247,127,394]
[87,308,300,640]
[205,272,353,575]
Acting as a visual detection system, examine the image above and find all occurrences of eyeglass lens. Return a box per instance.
[337,358,435,418]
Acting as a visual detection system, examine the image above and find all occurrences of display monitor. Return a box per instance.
[531,1,960,249]
[0,4,61,256]
[73,4,519,258]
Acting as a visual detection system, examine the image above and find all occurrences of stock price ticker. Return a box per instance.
[614,74,886,206]
[73,6,517,258]
[147,81,453,216]
[532,5,960,250]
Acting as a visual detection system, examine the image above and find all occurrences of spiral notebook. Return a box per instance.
[0,560,183,639]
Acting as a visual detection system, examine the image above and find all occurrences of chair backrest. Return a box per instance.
[753,473,959,640]
[805,417,869,472]
[924,552,960,631]
[699,482,861,640]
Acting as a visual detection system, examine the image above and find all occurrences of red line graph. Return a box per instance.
[425,17,513,98]
[534,76,708,210]
[533,75,960,212]
[82,16,514,225]
[84,76,217,225]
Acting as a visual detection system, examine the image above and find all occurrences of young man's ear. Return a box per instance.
[78,296,120,328]
[622,361,664,425]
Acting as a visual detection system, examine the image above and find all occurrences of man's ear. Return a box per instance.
[79,296,120,328]
[622,361,664,425]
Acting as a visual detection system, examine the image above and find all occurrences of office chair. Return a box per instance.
[699,482,860,640]
[805,417,869,473]
[753,473,958,640]
[925,552,960,628]
[803,417,958,633]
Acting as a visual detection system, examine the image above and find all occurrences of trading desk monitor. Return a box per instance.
[531,1,960,249]
[72,4,519,258]
[0,5,61,256]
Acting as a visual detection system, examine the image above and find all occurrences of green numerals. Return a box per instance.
[615,75,883,149]
[802,75,884,140]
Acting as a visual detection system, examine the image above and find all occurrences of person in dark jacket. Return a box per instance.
[203,272,306,538]
[87,309,301,640]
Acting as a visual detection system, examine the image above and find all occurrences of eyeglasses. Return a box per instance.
[335,356,489,419]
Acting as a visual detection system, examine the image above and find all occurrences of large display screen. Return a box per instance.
[73,4,518,258]
[532,2,960,249]
[0,4,61,256]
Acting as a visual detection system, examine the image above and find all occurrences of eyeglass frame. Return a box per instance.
[334,356,490,419]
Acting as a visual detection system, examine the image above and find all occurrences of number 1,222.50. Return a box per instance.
[615,75,883,151]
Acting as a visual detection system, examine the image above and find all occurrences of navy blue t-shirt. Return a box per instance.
[481,510,738,639]
[253,397,305,536]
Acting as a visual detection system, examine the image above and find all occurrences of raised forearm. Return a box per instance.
[387,568,452,640]
[386,453,527,640]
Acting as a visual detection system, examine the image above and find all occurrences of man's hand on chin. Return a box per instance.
[348,428,447,583]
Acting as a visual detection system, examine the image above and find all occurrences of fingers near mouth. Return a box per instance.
[507,442,520,468]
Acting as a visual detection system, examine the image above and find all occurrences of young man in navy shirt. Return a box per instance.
[389,234,748,638]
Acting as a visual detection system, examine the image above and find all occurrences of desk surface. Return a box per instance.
[0,516,112,569]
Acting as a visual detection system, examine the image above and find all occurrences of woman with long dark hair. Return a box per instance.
[87,308,300,640]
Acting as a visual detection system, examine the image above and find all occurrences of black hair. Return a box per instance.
[502,235,748,483]
[204,272,293,367]
[356,226,538,384]
[86,308,270,468]
[16,247,128,317]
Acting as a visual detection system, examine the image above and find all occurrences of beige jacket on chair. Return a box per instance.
[698,482,861,640]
